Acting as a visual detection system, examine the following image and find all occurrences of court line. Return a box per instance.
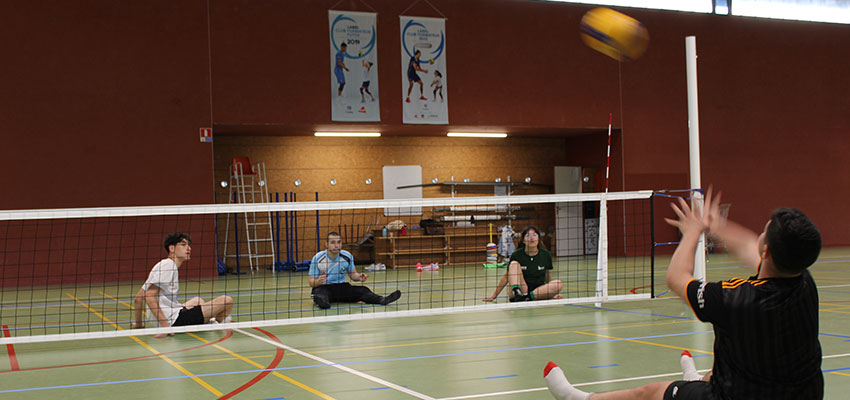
[436,368,713,400]
[1,325,20,371]
[187,328,333,400]
[235,327,436,400]
[0,331,233,374]
[64,292,223,397]
[567,304,697,320]
[574,330,713,355]
[818,284,850,289]
[198,328,288,400]
[100,287,329,398]
[6,330,847,395]
[177,320,695,365]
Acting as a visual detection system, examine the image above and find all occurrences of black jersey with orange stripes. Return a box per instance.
[686,270,823,399]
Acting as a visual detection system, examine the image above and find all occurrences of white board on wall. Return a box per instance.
[382,165,422,216]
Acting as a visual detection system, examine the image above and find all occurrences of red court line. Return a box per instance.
[630,285,653,294]
[2,325,20,371]
[217,328,286,400]
[0,329,233,374]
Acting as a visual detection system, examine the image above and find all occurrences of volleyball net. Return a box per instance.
[0,190,654,344]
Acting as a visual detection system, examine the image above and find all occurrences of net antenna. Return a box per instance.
[686,36,706,280]
[595,113,614,306]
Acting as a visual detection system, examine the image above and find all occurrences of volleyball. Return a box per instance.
[580,7,649,62]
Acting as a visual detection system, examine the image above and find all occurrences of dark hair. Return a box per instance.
[340,42,347,47]
[327,231,341,240]
[765,208,821,274]
[435,70,442,77]
[516,225,545,250]
[414,49,421,56]
[368,61,374,67]
[164,232,191,252]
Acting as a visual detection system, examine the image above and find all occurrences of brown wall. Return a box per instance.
[3,0,849,254]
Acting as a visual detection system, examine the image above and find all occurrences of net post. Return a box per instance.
[686,36,706,281]
[650,193,656,298]
[595,195,609,306]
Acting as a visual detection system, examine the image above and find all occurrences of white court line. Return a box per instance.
[436,369,711,400]
[234,328,436,400]
[439,352,850,400]
[818,284,850,289]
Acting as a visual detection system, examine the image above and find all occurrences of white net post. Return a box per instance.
[595,195,608,307]
[686,36,706,280]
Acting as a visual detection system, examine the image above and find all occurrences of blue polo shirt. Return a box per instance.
[309,250,354,284]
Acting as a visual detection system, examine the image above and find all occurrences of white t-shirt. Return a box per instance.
[362,67,371,82]
[142,258,183,326]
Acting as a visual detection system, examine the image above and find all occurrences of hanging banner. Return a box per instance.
[329,11,380,121]
[400,16,447,124]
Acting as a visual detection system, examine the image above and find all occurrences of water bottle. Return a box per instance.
[382,227,387,237]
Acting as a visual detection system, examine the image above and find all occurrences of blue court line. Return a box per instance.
[255,397,285,400]
[567,304,698,321]
[820,333,850,339]
[693,354,711,358]
[0,330,714,394]
[371,385,407,390]
[823,366,850,373]
[588,364,619,368]
[485,374,518,379]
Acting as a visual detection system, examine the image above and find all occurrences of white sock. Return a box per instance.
[544,362,592,400]
[680,350,704,381]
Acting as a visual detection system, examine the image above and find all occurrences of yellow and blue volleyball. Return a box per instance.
[580,7,649,62]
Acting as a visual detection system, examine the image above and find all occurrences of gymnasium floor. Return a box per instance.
[1,248,848,399]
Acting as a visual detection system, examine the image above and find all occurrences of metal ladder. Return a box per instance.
[222,159,276,273]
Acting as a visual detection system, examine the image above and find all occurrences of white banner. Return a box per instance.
[329,11,380,121]
[400,16,447,124]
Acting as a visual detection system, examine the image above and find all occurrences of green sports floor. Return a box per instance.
[1,248,848,399]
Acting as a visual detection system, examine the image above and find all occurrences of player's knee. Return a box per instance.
[552,280,563,292]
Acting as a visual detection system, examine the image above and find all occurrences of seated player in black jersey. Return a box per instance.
[544,187,823,400]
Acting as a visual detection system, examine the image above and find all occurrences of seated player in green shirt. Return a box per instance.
[483,226,563,302]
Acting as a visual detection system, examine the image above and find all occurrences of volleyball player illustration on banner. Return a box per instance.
[430,70,443,102]
[405,49,428,103]
[334,43,349,97]
[360,58,375,104]
[400,16,447,124]
[329,11,380,122]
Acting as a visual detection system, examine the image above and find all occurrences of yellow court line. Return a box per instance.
[176,320,693,364]
[830,371,850,377]
[99,291,132,308]
[66,292,223,397]
[186,332,335,400]
[573,330,714,355]
[180,354,272,364]
[314,320,694,355]
[820,309,850,315]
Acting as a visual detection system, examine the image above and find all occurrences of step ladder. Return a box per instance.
[222,157,276,273]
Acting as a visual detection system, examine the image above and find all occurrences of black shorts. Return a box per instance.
[173,306,205,326]
[663,380,716,400]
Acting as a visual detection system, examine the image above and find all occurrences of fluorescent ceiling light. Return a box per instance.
[539,0,713,13]
[314,132,381,137]
[447,132,507,138]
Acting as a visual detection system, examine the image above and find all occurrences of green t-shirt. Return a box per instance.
[509,247,553,289]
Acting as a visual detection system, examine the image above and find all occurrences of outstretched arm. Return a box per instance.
[704,192,761,272]
[664,191,714,300]
[484,270,509,301]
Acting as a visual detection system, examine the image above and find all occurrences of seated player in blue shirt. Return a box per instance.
[309,232,401,309]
